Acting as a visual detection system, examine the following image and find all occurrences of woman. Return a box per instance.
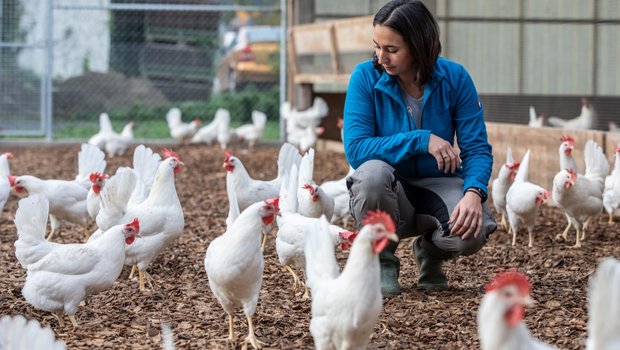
[343,0,496,296]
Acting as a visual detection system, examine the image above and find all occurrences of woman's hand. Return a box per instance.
[428,134,460,173]
[448,192,482,240]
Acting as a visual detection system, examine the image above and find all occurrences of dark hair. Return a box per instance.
[372,0,441,87]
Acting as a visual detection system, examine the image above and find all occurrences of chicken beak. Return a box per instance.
[521,295,535,306]
[386,232,399,242]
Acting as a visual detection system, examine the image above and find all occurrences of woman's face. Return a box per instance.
[373,25,415,78]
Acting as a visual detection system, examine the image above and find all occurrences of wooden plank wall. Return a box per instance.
[486,122,619,193]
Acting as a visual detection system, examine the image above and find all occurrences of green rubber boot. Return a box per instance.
[413,237,449,290]
[379,241,401,297]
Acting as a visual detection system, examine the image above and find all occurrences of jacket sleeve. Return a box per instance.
[343,65,431,169]
[452,66,493,195]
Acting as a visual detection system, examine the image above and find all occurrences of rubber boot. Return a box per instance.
[379,240,401,297]
[413,237,449,290]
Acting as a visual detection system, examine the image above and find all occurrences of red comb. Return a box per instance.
[89,172,102,183]
[224,149,232,162]
[615,146,620,153]
[566,168,577,181]
[507,162,520,170]
[485,270,531,295]
[124,218,140,233]
[264,196,280,213]
[302,184,316,195]
[560,135,575,145]
[162,149,180,160]
[3,152,13,159]
[361,210,396,233]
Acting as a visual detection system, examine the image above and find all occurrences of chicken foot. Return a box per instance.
[138,269,155,291]
[573,229,582,248]
[128,265,137,280]
[555,221,572,241]
[68,315,79,328]
[500,214,508,232]
[244,315,266,349]
[528,230,534,248]
[53,312,65,327]
[511,227,517,246]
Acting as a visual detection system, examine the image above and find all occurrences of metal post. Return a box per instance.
[278,0,287,143]
[45,0,54,141]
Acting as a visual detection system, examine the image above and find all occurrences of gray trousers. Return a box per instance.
[347,160,496,262]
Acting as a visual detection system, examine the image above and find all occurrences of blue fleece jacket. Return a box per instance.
[343,57,493,196]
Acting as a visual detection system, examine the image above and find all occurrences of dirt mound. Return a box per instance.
[54,71,169,119]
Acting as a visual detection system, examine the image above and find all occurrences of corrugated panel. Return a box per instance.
[524,0,593,19]
[597,25,620,96]
[449,0,519,18]
[446,22,519,94]
[523,24,593,95]
[599,0,620,20]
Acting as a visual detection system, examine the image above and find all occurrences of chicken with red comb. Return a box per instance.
[478,270,556,350]
[492,147,519,233]
[86,172,109,220]
[204,196,280,349]
[304,212,398,349]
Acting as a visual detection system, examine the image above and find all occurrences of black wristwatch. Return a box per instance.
[465,187,487,203]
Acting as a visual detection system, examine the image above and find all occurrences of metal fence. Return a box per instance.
[1,0,283,140]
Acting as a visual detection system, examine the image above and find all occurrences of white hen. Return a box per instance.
[86,172,108,220]
[276,163,353,299]
[94,150,184,291]
[548,97,596,130]
[506,150,550,247]
[552,140,608,247]
[491,147,520,232]
[297,148,334,221]
[305,211,398,350]
[191,108,229,145]
[14,194,140,327]
[204,197,280,349]
[0,314,66,349]
[528,106,544,127]
[9,144,106,240]
[478,270,556,350]
[88,113,134,157]
[234,110,267,149]
[0,152,13,217]
[166,107,201,143]
[586,257,620,350]
[223,143,301,212]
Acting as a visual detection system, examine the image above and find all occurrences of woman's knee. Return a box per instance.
[348,160,396,198]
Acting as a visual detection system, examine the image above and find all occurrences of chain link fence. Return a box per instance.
[1,0,282,140]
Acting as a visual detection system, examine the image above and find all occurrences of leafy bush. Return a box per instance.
[62,84,280,125]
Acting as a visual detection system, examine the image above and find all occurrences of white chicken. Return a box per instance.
[14,194,141,327]
[603,146,620,224]
[86,172,108,220]
[216,110,233,150]
[552,140,608,247]
[585,257,620,350]
[282,97,329,153]
[557,135,581,238]
[610,121,619,133]
[528,106,544,127]
[491,147,520,232]
[104,121,134,158]
[191,108,229,145]
[319,166,355,226]
[548,97,596,130]
[477,270,556,350]
[88,113,134,157]
[9,144,106,240]
[506,150,550,247]
[223,143,301,212]
[204,196,280,349]
[297,148,334,221]
[165,107,201,143]
[305,211,398,350]
[94,150,184,291]
[0,314,66,349]
[276,163,353,299]
[0,152,13,217]
[234,110,267,150]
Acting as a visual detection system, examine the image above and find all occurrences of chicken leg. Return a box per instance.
[53,312,65,327]
[68,315,79,328]
[46,215,60,241]
[556,215,572,241]
[528,229,534,248]
[245,315,266,349]
[573,229,582,248]
[129,265,137,280]
[138,269,154,291]
[261,234,268,252]
[284,265,301,291]
[511,227,517,246]
[500,214,508,232]
[609,213,614,225]
[227,314,236,343]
